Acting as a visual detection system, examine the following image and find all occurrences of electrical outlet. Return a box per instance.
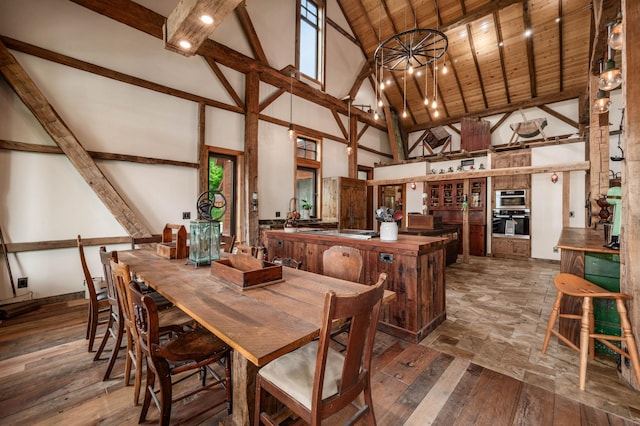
[553,246,559,253]
[569,211,575,218]
[275,211,281,218]
[17,277,28,288]
[182,212,191,220]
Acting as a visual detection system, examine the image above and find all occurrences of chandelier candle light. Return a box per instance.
[374,2,448,121]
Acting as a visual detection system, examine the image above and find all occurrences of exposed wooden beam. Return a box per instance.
[0,41,151,237]
[490,112,512,133]
[332,108,348,141]
[203,57,244,109]
[0,36,243,115]
[0,139,200,168]
[408,130,428,153]
[493,11,511,104]
[70,0,385,131]
[558,0,564,92]
[538,105,579,129]
[258,88,285,112]
[357,123,370,142]
[444,52,467,114]
[440,0,523,34]
[198,102,207,194]
[405,87,584,133]
[327,16,359,46]
[244,72,259,245]
[164,0,243,57]
[367,161,590,186]
[447,124,461,135]
[522,0,537,98]
[349,60,374,102]
[234,2,268,64]
[4,236,135,253]
[466,23,489,109]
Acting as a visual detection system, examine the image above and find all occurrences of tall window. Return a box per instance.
[295,136,321,218]
[297,0,324,83]
[208,153,236,236]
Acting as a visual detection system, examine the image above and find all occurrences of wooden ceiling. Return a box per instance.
[337,0,600,133]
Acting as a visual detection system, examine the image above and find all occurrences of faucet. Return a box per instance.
[288,197,297,213]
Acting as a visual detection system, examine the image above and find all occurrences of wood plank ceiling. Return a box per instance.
[338,0,598,133]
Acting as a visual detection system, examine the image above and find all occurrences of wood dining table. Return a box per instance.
[117,248,394,426]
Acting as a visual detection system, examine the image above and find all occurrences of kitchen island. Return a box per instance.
[265,229,447,342]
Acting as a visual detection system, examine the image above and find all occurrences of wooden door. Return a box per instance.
[340,179,367,229]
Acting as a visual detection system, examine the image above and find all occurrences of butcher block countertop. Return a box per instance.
[556,227,619,255]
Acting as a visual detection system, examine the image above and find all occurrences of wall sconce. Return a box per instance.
[410,182,417,190]
[251,192,258,211]
[551,172,558,184]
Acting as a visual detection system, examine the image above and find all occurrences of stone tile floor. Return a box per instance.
[420,256,640,423]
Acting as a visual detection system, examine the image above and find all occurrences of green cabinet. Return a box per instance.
[585,253,621,356]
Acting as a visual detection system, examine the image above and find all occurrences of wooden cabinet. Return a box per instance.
[265,231,447,343]
[492,150,531,190]
[491,237,530,259]
[428,178,486,256]
[322,177,367,229]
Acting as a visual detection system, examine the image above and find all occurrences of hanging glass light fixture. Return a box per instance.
[593,90,611,114]
[608,13,623,50]
[373,0,448,121]
[599,24,622,91]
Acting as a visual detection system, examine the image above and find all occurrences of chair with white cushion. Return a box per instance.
[255,272,387,425]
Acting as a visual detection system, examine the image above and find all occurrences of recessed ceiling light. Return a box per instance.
[555,17,561,23]
[200,15,214,25]
[498,41,504,47]
[179,40,192,50]
[524,29,532,38]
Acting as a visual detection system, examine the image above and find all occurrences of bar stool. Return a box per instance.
[542,273,640,390]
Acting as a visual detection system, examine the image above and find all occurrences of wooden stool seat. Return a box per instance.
[542,273,640,390]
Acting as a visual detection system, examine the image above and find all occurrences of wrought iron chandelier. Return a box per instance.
[373,2,448,120]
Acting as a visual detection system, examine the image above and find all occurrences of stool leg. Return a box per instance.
[589,303,595,361]
[579,296,592,390]
[542,290,563,353]
[616,299,640,386]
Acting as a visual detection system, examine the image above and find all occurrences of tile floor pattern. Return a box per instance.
[420,256,640,423]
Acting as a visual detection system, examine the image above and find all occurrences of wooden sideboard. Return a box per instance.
[265,230,447,343]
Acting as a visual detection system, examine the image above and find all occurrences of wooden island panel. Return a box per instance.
[265,230,447,342]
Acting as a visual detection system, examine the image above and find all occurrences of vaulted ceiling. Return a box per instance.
[337,0,606,133]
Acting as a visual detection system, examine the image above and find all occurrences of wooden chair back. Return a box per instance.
[220,234,236,253]
[77,235,108,352]
[272,257,302,269]
[236,244,264,260]
[99,246,118,307]
[322,245,363,282]
[256,273,387,425]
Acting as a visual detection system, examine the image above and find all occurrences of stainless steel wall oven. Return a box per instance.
[492,209,530,239]
[495,190,527,209]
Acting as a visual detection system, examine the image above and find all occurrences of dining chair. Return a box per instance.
[272,257,302,269]
[322,245,364,348]
[220,234,236,253]
[93,247,124,382]
[236,244,264,260]
[255,272,387,426]
[111,260,194,404]
[322,245,363,282]
[130,281,232,425]
[77,235,109,353]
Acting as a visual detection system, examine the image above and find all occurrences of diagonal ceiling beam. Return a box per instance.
[70,0,385,131]
[522,0,537,98]
[0,41,151,238]
[164,0,243,57]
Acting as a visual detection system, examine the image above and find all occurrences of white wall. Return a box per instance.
[0,0,389,300]
[531,143,586,260]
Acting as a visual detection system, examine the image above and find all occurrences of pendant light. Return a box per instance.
[599,25,622,91]
[593,90,611,114]
[288,71,295,140]
[608,13,623,50]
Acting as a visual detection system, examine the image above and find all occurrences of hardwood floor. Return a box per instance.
[0,256,638,425]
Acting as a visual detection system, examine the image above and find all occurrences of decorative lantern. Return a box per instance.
[188,190,226,267]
